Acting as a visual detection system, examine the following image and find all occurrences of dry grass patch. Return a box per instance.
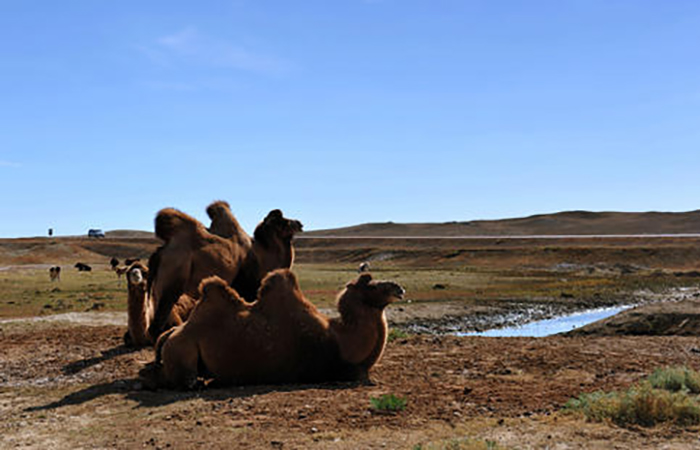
[565,366,700,427]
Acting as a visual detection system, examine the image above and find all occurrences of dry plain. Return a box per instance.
[1,233,700,448]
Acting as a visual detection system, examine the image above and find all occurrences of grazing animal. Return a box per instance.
[141,270,404,390]
[124,263,196,347]
[147,202,302,341]
[49,266,61,281]
[358,261,371,273]
[74,262,92,272]
[110,257,120,269]
[124,258,140,266]
[114,266,129,279]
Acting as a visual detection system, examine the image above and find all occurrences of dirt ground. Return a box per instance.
[1,319,700,449]
[2,235,700,448]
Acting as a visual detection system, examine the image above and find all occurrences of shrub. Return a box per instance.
[648,366,700,394]
[369,394,407,413]
[564,366,700,427]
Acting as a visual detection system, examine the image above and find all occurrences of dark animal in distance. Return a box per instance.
[358,262,371,273]
[110,257,120,269]
[74,262,92,272]
[49,266,61,281]
[115,266,129,279]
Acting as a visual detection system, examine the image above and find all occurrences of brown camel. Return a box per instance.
[230,209,303,302]
[141,270,404,389]
[124,262,196,347]
[147,203,302,341]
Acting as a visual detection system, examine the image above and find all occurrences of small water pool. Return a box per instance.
[457,305,634,338]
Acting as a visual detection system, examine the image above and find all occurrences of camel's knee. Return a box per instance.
[158,332,200,390]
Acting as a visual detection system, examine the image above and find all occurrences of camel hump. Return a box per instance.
[206,200,247,241]
[155,208,203,242]
[199,276,248,308]
[205,200,231,221]
[258,269,300,300]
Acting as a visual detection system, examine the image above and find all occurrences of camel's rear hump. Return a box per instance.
[155,208,203,242]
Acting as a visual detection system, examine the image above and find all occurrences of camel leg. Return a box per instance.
[158,330,200,390]
[149,280,185,341]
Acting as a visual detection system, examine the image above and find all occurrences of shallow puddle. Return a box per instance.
[458,305,634,337]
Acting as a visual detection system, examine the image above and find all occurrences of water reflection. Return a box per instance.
[458,305,633,338]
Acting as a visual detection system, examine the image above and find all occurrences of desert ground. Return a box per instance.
[1,233,700,448]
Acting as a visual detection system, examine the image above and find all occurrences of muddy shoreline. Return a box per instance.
[391,287,700,335]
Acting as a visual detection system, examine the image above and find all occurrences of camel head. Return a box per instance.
[338,273,405,313]
[127,262,148,287]
[253,209,303,246]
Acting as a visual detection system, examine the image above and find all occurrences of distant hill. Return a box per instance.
[301,210,700,237]
[105,230,155,239]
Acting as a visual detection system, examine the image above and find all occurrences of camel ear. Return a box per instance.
[266,209,283,220]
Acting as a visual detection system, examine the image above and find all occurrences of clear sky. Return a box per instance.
[1,1,699,238]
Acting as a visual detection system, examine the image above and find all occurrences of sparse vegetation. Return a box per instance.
[369,394,407,413]
[413,438,503,450]
[648,366,700,394]
[387,327,409,342]
[565,367,700,427]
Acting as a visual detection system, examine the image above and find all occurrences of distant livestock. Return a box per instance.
[74,262,92,272]
[114,266,129,279]
[358,261,371,273]
[110,257,120,269]
[49,266,61,281]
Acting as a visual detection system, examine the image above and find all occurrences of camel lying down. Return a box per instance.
[147,203,302,341]
[140,270,404,389]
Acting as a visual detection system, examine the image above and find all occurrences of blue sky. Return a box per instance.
[1,1,699,237]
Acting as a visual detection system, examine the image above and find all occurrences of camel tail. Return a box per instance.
[155,208,200,242]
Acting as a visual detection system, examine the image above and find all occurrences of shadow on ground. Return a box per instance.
[25,378,366,412]
[61,343,139,375]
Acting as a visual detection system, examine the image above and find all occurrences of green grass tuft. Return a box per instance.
[387,328,409,342]
[369,394,407,413]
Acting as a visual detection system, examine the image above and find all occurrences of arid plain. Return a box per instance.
[2,213,700,449]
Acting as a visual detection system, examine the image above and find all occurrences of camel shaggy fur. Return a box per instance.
[124,262,197,347]
[141,270,404,389]
[146,203,251,341]
[147,203,302,341]
[230,209,303,302]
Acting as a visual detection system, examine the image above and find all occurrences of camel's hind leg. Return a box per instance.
[157,328,200,390]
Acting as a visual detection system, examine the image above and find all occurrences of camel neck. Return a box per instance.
[331,309,388,368]
[127,284,152,345]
